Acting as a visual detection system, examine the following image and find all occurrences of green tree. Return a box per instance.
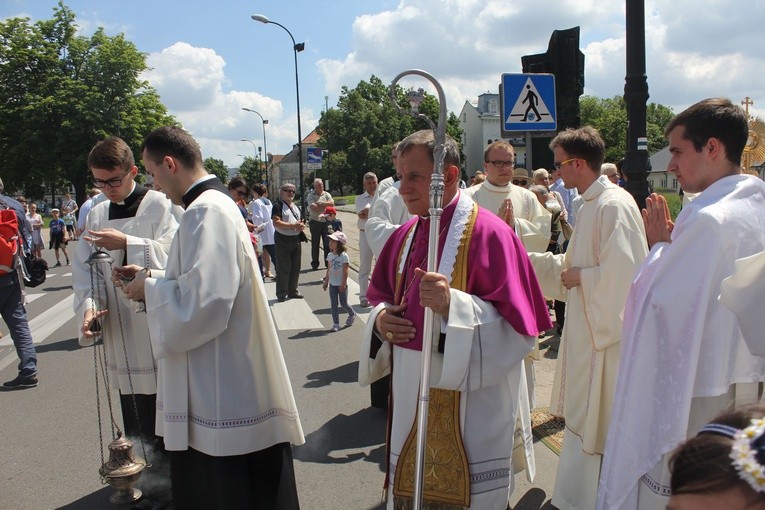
[238,156,263,186]
[203,157,229,184]
[316,75,462,195]
[0,1,174,203]
[579,95,674,163]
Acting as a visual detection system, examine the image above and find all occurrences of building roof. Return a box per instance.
[303,128,320,145]
[649,146,671,173]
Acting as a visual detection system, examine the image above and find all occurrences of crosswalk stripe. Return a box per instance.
[24,293,44,304]
[0,295,75,348]
[264,275,372,332]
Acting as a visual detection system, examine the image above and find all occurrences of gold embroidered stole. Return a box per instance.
[392,203,478,509]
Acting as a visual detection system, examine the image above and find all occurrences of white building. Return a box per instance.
[647,146,678,191]
[459,92,526,177]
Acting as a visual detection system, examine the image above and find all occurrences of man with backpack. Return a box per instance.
[0,178,37,389]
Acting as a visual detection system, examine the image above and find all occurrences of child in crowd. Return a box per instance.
[26,202,44,258]
[48,208,69,266]
[62,208,77,241]
[668,404,765,509]
[322,231,355,332]
[322,206,342,234]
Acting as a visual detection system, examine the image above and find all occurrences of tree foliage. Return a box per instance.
[580,95,674,163]
[203,157,229,184]
[0,1,174,203]
[316,75,462,195]
[238,156,265,186]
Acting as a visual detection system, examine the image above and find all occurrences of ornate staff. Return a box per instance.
[389,69,448,509]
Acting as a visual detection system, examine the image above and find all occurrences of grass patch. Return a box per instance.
[655,188,682,221]
[332,195,356,206]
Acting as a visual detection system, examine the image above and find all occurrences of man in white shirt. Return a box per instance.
[528,127,648,510]
[464,140,550,252]
[120,126,304,508]
[74,136,182,461]
[598,98,765,510]
[355,171,378,307]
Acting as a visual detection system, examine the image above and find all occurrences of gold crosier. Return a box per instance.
[393,202,478,509]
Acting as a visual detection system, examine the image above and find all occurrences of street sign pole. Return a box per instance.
[500,73,557,173]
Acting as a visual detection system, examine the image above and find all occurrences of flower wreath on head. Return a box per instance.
[699,418,765,493]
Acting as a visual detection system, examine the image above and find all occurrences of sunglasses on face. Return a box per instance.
[512,179,529,186]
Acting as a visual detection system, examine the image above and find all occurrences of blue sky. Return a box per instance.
[3,0,764,168]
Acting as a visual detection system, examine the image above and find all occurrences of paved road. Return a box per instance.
[0,221,560,509]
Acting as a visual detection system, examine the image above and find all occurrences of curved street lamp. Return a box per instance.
[242,108,269,188]
[251,14,306,217]
[240,138,257,153]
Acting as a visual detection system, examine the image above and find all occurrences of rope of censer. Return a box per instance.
[87,246,150,505]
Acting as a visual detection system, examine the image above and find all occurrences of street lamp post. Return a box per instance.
[242,107,269,188]
[251,14,306,218]
[623,0,651,210]
[240,139,259,184]
[241,138,257,154]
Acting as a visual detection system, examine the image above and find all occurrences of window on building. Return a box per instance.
[488,99,498,114]
[672,178,677,189]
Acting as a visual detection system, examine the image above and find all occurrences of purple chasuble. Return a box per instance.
[367,193,551,351]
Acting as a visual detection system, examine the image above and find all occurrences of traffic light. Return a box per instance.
[522,26,585,131]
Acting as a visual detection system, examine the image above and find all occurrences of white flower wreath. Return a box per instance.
[730,418,765,493]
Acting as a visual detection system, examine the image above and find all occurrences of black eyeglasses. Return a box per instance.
[488,160,515,168]
[512,179,529,186]
[93,169,131,189]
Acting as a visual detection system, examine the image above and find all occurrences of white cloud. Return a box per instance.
[140,0,765,170]
[141,42,321,168]
[317,0,622,113]
[317,0,765,122]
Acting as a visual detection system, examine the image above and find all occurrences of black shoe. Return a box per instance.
[311,262,319,270]
[288,292,304,299]
[54,261,61,267]
[3,373,38,389]
[277,296,286,302]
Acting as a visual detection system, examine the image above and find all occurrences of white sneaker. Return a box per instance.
[346,315,356,327]
[331,324,340,332]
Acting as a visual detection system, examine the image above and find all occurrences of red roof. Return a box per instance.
[302,128,320,145]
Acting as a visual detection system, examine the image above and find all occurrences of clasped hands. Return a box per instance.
[375,268,450,344]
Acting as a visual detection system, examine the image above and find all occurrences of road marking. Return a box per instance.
[264,274,372,332]
[0,294,75,371]
[263,281,323,330]
[1,293,75,347]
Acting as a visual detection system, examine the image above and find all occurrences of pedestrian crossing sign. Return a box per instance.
[500,73,557,135]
